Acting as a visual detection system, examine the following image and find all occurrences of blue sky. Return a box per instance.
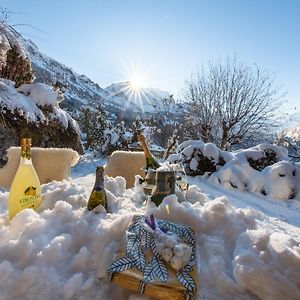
[1,0,299,111]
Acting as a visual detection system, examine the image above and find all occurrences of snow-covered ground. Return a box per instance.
[0,154,299,300]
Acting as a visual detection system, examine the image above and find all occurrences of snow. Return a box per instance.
[0,79,44,122]
[0,79,77,130]
[0,153,299,300]
[17,83,58,107]
[284,122,300,141]
[203,143,219,162]
[169,140,300,200]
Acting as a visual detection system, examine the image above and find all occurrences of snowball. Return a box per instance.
[164,234,177,248]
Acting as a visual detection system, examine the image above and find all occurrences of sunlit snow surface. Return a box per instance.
[0,154,299,300]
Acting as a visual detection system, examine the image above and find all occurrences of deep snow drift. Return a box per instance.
[0,160,299,300]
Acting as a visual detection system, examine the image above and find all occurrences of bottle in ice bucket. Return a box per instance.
[9,138,42,220]
[151,170,176,206]
[138,134,161,170]
[87,166,107,211]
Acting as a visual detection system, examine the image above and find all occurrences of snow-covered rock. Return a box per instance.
[169,140,300,200]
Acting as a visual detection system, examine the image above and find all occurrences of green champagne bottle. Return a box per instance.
[87,166,107,211]
[138,134,161,170]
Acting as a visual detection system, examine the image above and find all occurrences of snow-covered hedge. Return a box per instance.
[0,79,82,164]
[168,140,300,200]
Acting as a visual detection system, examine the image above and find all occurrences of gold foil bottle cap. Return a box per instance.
[20,138,32,147]
[21,138,31,147]
[96,166,104,172]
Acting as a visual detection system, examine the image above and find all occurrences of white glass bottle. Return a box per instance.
[8,138,41,220]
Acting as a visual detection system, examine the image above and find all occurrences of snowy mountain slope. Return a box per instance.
[24,39,110,111]
[105,81,172,113]
[1,25,173,116]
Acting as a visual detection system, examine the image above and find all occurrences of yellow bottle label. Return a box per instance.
[24,186,37,196]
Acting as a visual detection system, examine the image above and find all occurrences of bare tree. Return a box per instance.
[181,58,284,149]
[274,128,300,161]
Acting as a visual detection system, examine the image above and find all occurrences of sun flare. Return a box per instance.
[129,75,147,91]
[112,58,157,112]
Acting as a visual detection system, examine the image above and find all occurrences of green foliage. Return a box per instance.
[80,105,107,151]
[131,118,143,144]
[79,105,130,155]
[0,106,83,167]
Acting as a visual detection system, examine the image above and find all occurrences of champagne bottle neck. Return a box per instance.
[94,169,104,189]
[21,145,32,161]
[138,136,153,158]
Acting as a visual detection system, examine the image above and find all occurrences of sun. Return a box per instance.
[129,75,147,91]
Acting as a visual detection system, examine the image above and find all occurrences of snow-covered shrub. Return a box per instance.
[0,79,82,166]
[101,122,131,155]
[168,140,227,176]
[275,124,300,162]
[79,105,107,151]
[17,82,58,106]
[262,161,297,199]
[79,106,131,156]
[247,148,277,171]
[0,127,17,166]
[169,140,299,200]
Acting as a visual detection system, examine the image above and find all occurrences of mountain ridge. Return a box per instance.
[1,23,173,118]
